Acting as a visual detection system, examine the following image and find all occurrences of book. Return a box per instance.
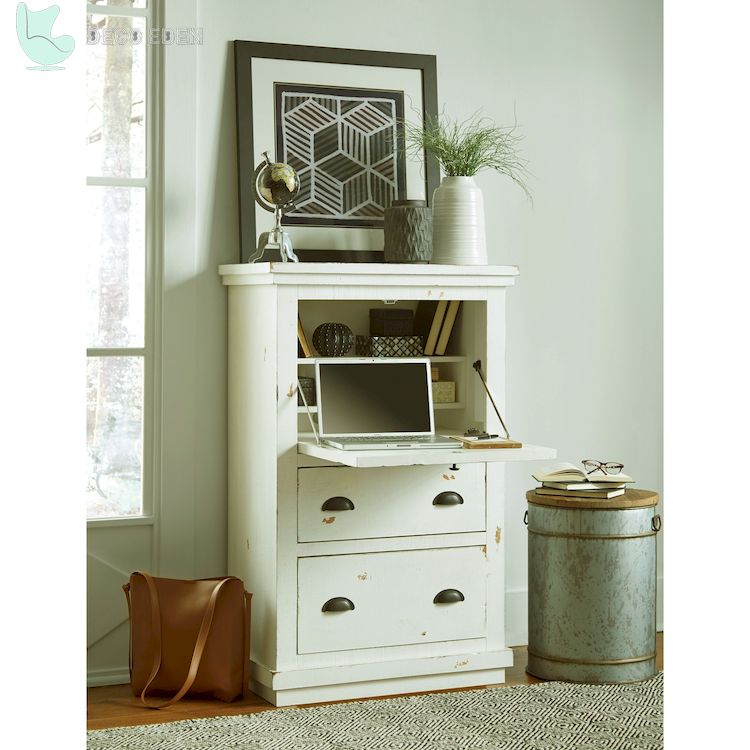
[532,462,633,484]
[443,434,523,449]
[542,481,626,491]
[434,301,461,356]
[297,316,312,358]
[413,300,448,356]
[462,438,523,449]
[535,486,626,499]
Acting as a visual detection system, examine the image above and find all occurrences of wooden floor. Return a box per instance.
[88,632,663,731]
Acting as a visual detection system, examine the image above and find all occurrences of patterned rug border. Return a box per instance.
[88,672,664,750]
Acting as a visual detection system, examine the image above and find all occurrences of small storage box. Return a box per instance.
[369,308,414,336]
[526,488,661,684]
[355,335,423,357]
[297,376,316,406]
[432,381,455,403]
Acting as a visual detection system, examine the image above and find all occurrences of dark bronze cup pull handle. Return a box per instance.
[433,589,465,604]
[651,514,662,532]
[322,597,355,612]
[433,491,464,506]
[321,496,355,512]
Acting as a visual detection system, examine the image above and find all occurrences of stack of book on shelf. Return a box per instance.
[297,316,312,357]
[532,463,634,499]
[413,300,461,356]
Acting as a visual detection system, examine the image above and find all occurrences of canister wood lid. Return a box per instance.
[526,488,659,510]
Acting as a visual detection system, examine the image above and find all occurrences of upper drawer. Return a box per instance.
[298,464,485,542]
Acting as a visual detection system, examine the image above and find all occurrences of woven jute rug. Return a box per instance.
[87,673,663,749]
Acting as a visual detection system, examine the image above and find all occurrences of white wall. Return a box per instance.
[171,0,662,642]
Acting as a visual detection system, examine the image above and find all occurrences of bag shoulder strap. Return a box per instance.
[132,571,233,710]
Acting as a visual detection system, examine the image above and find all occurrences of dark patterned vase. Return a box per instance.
[312,323,354,357]
[383,199,433,263]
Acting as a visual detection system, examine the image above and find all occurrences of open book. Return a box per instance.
[532,462,633,484]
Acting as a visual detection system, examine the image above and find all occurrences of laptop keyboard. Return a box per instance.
[338,436,435,443]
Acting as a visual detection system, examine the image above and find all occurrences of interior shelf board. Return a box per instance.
[297,356,467,365]
[297,439,556,468]
[298,404,460,414]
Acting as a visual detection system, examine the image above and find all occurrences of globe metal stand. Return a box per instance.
[253,208,298,264]
[250,151,300,264]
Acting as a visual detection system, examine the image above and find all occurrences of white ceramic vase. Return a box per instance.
[430,176,487,265]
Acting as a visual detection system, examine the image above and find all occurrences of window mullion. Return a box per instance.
[87,176,148,188]
[86,3,148,20]
[87,348,146,358]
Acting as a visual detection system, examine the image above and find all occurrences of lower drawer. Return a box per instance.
[297,546,488,654]
[298,464,485,542]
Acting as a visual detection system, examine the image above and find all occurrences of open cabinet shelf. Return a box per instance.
[297,402,465,415]
[298,355,467,365]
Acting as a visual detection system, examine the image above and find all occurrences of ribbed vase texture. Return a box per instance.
[431,176,487,265]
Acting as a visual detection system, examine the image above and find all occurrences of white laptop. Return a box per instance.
[313,358,459,450]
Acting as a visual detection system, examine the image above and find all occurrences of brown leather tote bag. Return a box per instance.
[123,571,252,708]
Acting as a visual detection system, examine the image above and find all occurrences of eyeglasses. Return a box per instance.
[582,460,624,475]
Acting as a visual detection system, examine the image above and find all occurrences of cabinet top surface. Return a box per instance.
[219,262,519,287]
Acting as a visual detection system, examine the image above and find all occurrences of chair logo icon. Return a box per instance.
[16,2,75,71]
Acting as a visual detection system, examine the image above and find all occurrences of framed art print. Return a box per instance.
[275,83,406,228]
[234,41,439,263]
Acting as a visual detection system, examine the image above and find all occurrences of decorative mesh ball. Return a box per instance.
[312,323,354,357]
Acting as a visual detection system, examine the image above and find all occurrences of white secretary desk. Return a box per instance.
[219,262,555,706]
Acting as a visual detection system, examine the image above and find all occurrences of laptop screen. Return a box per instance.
[316,359,434,437]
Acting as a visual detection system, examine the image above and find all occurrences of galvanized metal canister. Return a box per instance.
[526,489,661,683]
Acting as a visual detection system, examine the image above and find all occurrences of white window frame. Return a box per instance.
[86,1,163,528]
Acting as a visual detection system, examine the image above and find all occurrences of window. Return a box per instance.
[86,0,158,519]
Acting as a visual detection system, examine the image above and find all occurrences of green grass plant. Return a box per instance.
[404,112,532,201]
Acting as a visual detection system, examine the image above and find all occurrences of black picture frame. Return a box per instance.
[234,41,439,263]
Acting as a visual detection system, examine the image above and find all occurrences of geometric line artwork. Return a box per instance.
[275,83,406,227]
[87,673,664,750]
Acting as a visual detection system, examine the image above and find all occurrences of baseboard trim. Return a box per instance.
[87,668,131,687]
[505,589,529,647]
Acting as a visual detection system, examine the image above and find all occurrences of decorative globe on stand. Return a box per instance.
[250,151,301,263]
